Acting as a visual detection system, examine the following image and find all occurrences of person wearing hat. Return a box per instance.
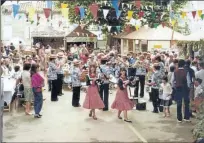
[71,59,82,107]
[47,54,60,101]
[55,52,66,96]
[98,56,111,111]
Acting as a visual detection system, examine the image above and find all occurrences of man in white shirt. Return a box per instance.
[195,60,204,87]
[70,44,78,59]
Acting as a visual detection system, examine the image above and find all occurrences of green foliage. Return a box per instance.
[55,0,188,33]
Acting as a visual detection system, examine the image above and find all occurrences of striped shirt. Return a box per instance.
[47,62,58,80]
[71,67,81,87]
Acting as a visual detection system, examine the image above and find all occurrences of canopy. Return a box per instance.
[123,25,187,41]
[183,30,204,41]
[66,26,97,42]
[31,26,65,38]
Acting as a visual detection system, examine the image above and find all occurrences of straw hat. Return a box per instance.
[89,53,95,58]
[57,52,64,58]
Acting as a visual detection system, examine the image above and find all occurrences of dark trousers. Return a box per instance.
[99,83,109,110]
[48,80,52,90]
[151,88,163,112]
[134,75,145,97]
[57,74,64,95]
[72,86,81,107]
[51,80,58,101]
[32,88,43,115]
[175,87,190,121]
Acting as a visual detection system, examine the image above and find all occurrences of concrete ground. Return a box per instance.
[3,88,195,142]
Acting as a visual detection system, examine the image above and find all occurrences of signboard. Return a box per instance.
[154,45,162,48]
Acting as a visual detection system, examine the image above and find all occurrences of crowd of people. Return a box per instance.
[1,41,204,124]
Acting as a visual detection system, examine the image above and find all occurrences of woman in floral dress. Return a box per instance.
[83,65,104,120]
[111,68,135,123]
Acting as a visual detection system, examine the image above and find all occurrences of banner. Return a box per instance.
[103,9,109,19]
[28,8,35,20]
[61,3,68,8]
[61,8,68,19]
[46,1,52,9]
[79,7,85,19]
[12,4,20,18]
[43,8,51,19]
[89,4,99,19]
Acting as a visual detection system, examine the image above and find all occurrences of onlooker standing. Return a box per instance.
[21,63,33,115]
[171,59,191,122]
[195,60,204,87]
[31,64,44,118]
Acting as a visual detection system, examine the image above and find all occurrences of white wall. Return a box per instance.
[147,41,170,52]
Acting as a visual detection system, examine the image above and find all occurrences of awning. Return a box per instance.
[66,37,97,42]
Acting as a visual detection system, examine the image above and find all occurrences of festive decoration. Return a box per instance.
[89,3,99,20]
[111,0,119,18]
[75,6,80,15]
[128,11,133,20]
[43,8,51,21]
[46,1,52,9]
[171,20,176,27]
[201,14,204,20]
[139,11,144,19]
[103,9,109,19]
[198,10,202,17]
[79,7,85,19]
[153,23,159,28]
[192,11,196,19]
[116,10,121,19]
[28,7,35,20]
[135,25,140,31]
[107,26,112,32]
[12,4,20,18]
[61,3,68,8]
[181,12,186,19]
[30,20,34,24]
[135,0,141,8]
[61,8,68,19]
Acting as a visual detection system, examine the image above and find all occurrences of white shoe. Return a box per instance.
[177,120,182,123]
[183,119,191,122]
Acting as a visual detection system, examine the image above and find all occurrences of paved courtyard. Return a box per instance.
[3,88,195,142]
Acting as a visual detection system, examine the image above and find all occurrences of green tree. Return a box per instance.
[55,0,188,33]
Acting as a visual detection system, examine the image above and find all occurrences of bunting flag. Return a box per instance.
[128,11,133,20]
[107,26,112,32]
[111,0,119,18]
[103,9,109,19]
[89,3,99,20]
[201,14,204,20]
[61,3,68,8]
[198,10,202,17]
[12,4,20,18]
[104,1,107,5]
[75,6,80,15]
[46,1,52,9]
[28,8,35,20]
[18,15,22,20]
[43,8,51,19]
[153,23,159,28]
[192,11,196,19]
[151,12,156,18]
[139,11,144,19]
[61,8,68,19]
[116,10,121,19]
[171,20,176,27]
[135,0,141,8]
[181,12,186,19]
[79,7,85,19]
[135,25,139,31]
[30,20,34,24]
[116,26,120,32]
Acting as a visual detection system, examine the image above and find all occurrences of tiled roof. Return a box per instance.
[1,1,60,13]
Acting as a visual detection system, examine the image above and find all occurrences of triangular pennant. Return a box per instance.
[75,6,80,15]
[46,1,52,9]
[43,8,51,19]
[171,20,176,27]
[103,9,109,19]
[151,12,156,18]
[30,20,34,24]
[116,10,121,19]
[122,3,125,8]
[116,26,121,32]
[61,3,68,8]
[198,10,202,17]
[28,8,36,20]
[104,1,107,5]
[129,4,132,9]
[135,25,139,31]
[128,11,134,20]
[192,11,196,19]
[61,8,68,19]
[135,0,141,8]
[18,15,22,20]
[79,7,85,19]
[139,11,144,19]
[89,3,99,20]
[107,26,112,32]
[201,14,204,20]
[153,23,159,28]
[12,4,20,18]
[37,22,40,26]
[181,12,186,19]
